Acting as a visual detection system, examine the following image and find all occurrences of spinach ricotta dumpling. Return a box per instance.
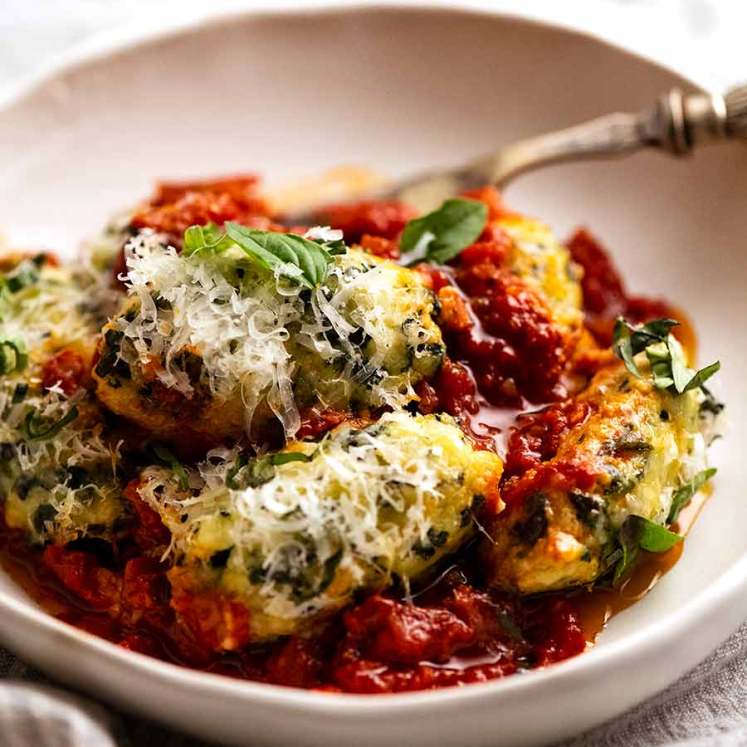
[133,411,503,648]
[93,228,444,446]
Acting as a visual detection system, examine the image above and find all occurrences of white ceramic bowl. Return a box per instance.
[0,5,745,746]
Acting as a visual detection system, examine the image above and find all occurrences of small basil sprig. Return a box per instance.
[226,450,312,490]
[610,515,682,583]
[23,406,79,442]
[183,223,234,255]
[0,338,28,376]
[226,223,336,288]
[667,468,717,524]
[151,444,189,490]
[399,198,488,266]
[182,222,345,289]
[613,318,720,395]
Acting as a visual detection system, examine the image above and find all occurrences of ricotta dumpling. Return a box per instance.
[443,205,586,405]
[0,253,116,373]
[93,231,444,445]
[0,255,123,545]
[134,412,503,647]
[1,384,123,545]
[498,213,584,337]
[485,353,715,594]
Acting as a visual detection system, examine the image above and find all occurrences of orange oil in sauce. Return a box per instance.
[575,488,709,643]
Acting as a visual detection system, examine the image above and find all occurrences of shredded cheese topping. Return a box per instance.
[114,231,442,439]
[0,257,122,543]
[0,257,116,365]
[0,382,121,540]
[138,412,495,627]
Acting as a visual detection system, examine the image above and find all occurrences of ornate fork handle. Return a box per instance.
[471,85,747,189]
[286,85,747,220]
[471,112,644,188]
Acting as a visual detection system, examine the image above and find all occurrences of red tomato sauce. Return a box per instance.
[0,186,693,694]
[0,525,586,692]
[566,227,695,352]
[41,349,88,395]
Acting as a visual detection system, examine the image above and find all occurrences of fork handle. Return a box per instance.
[475,84,747,189]
[287,85,747,219]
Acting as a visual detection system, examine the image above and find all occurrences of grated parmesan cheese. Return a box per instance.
[0,382,123,544]
[0,255,124,544]
[138,412,503,641]
[96,231,443,443]
[0,256,118,371]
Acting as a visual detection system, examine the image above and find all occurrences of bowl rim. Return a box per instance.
[0,0,722,111]
[0,0,742,716]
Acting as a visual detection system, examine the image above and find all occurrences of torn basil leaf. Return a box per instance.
[612,317,720,395]
[225,451,312,491]
[683,361,721,392]
[225,223,335,288]
[152,444,190,490]
[225,454,248,490]
[613,515,682,584]
[0,338,28,376]
[226,455,276,490]
[400,198,488,266]
[23,406,79,442]
[183,222,234,255]
[182,222,345,288]
[667,468,717,524]
[270,452,313,466]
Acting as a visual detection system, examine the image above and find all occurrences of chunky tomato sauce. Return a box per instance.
[0,527,589,692]
[0,181,696,694]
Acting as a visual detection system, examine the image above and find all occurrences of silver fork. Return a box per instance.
[287,85,747,219]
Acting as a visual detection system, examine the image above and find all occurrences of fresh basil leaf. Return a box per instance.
[225,223,334,288]
[23,406,78,442]
[225,454,277,490]
[613,515,683,583]
[668,468,717,524]
[616,318,678,354]
[635,318,679,342]
[683,361,720,392]
[612,319,641,378]
[645,341,674,389]
[183,223,345,288]
[637,518,682,552]
[152,444,189,490]
[183,223,233,255]
[0,338,28,375]
[321,238,347,256]
[668,337,691,392]
[613,317,720,397]
[400,198,488,266]
[270,452,313,466]
[614,517,641,584]
[225,454,248,490]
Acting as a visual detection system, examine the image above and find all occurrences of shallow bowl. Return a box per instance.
[0,4,745,746]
